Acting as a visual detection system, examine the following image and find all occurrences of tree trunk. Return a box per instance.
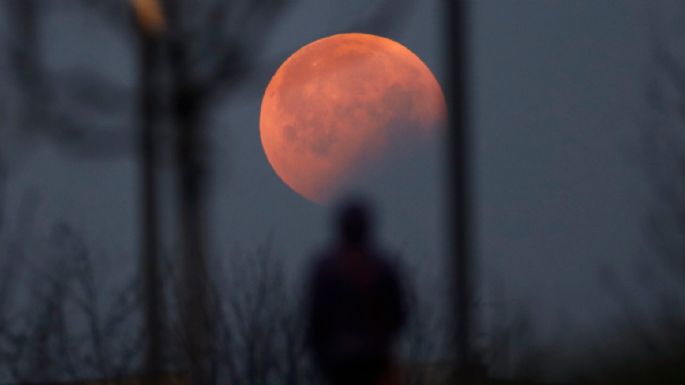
[164,12,213,383]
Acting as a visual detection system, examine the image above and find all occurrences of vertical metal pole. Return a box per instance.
[444,0,474,376]
[133,2,167,383]
[137,25,163,385]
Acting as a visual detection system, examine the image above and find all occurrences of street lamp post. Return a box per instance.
[444,0,475,378]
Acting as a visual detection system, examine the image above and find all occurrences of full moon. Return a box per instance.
[260,33,446,204]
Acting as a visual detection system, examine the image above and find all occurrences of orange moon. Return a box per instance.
[260,33,446,204]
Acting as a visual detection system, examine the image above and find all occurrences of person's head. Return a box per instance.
[335,197,375,247]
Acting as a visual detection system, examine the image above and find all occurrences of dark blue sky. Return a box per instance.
[0,0,668,378]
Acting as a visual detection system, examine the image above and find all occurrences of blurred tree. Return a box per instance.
[0,224,142,383]
[593,2,685,381]
[644,2,685,285]
[0,0,416,384]
[635,0,685,351]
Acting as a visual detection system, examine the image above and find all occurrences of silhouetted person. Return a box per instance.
[305,198,406,385]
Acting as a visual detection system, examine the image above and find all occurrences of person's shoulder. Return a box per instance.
[308,248,338,276]
[370,248,403,274]
[369,246,398,263]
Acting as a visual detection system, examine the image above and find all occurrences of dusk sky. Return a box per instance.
[0,0,673,378]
